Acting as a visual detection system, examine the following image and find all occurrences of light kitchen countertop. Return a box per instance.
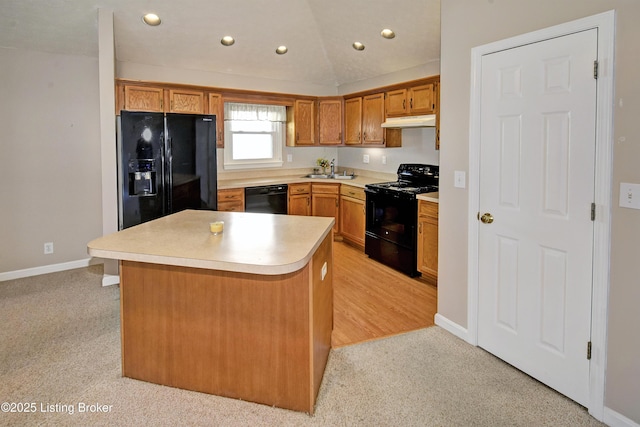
[219,174,440,200]
[417,192,439,203]
[217,174,387,190]
[87,210,334,275]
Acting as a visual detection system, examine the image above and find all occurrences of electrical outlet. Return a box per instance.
[287,154,293,162]
[619,182,640,209]
[382,155,387,165]
[363,154,370,164]
[44,242,54,254]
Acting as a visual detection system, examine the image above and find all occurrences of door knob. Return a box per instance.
[480,213,494,224]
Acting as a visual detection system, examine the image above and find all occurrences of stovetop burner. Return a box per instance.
[369,182,437,194]
[365,164,439,198]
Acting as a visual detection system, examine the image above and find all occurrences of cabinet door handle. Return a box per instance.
[403,99,406,110]
[410,98,413,109]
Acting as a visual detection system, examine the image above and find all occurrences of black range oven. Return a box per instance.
[365,164,438,277]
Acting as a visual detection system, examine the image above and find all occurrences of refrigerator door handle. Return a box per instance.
[165,136,173,214]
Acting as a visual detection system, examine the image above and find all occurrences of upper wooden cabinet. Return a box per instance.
[119,83,205,115]
[122,85,164,112]
[318,99,343,145]
[207,92,224,148]
[344,93,400,147]
[385,83,436,117]
[287,99,315,146]
[344,97,363,145]
[116,76,439,148]
[410,84,436,114]
[168,88,204,114]
[362,93,385,145]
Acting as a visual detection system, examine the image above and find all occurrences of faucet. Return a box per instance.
[330,159,335,176]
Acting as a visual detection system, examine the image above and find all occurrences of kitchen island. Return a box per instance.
[87,210,334,414]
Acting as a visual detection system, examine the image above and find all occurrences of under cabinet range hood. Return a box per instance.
[381,114,436,128]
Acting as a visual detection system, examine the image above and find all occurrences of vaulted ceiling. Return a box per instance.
[0,0,441,87]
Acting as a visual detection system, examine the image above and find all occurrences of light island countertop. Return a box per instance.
[87,209,334,275]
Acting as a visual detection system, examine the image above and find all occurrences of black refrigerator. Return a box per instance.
[117,111,217,230]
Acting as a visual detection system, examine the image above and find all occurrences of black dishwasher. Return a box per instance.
[244,184,288,214]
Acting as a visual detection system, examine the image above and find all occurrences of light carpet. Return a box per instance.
[0,266,604,426]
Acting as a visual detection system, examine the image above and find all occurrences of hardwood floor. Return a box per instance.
[331,241,438,347]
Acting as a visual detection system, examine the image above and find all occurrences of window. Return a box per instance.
[223,102,286,169]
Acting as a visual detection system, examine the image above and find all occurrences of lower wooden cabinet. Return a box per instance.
[288,183,311,216]
[339,185,365,248]
[417,200,438,282]
[311,183,339,233]
[217,188,245,212]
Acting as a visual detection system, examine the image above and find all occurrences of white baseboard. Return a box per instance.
[101,273,120,287]
[0,258,102,282]
[434,313,471,343]
[603,407,640,427]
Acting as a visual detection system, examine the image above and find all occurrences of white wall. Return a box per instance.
[337,61,441,95]
[338,128,439,174]
[117,61,339,97]
[0,47,103,274]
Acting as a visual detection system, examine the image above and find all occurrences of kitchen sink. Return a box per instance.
[304,174,357,180]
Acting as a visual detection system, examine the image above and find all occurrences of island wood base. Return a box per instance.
[119,232,333,414]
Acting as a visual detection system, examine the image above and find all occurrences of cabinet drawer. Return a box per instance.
[311,183,339,194]
[218,188,244,202]
[339,185,365,200]
[289,183,311,195]
[418,200,438,218]
[217,201,244,212]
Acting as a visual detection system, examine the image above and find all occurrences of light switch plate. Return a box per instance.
[287,154,292,162]
[619,182,640,209]
[363,154,370,164]
[454,171,466,188]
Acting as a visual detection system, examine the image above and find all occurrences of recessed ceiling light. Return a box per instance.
[142,13,161,26]
[381,29,395,39]
[221,36,235,46]
[352,42,365,51]
[276,46,288,55]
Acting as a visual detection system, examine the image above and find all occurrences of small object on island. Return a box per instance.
[209,221,224,235]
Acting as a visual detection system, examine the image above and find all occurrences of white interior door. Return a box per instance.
[477,29,597,407]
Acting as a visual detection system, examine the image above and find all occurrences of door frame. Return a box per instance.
[466,10,615,420]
